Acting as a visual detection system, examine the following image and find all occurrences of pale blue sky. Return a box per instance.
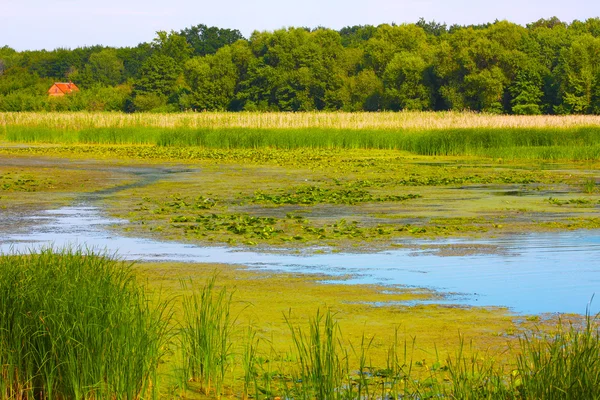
[2,0,600,50]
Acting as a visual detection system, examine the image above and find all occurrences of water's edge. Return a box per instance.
[1,204,599,315]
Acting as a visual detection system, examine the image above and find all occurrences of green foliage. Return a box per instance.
[180,275,236,396]
[77,48,124,87]
[134,54,182,99]
[153,30,194,64]
[515,314,600,399]
[0,248,171,399]
[7,125,600,161]
[182,48,239,111]
[556,35,600,114]
[383,51,432,110]
[180,24,245,56]
[132,92,169,112]
[3,19,600,113]
[510,67,544,115]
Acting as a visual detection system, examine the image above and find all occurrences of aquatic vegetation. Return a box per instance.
[584,178,598,194]
[180,275,236,397]
[5,124,600,161]
[129,194,494,245]
[251,186,421,205]
[2,112,600,398]
[284,309,346,399]
[546,197,600,206]
[3,110,600,161]
[537,218,600,230]
[0,248,172,399]
[514,314,600,399]
[2,143,593,249]
[0,172,45,191]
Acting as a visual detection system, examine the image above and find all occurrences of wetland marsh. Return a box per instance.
[1,112,600,399]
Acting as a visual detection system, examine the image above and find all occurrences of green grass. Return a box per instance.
[5,126,600,160]
[284,309,347,399]
[2,249,600,399]
[179,275,237,397]
[515,313,600,399]
[0,248,172,399]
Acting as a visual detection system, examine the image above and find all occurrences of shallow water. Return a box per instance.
[1,205,599,315]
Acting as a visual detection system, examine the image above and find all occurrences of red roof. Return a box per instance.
[49,82,80,94]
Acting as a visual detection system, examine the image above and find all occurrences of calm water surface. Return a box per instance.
[1,205,599,316]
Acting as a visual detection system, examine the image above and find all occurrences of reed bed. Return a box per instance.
[5,125,600,160]
[2,111,600,131]
[0,248,172,400]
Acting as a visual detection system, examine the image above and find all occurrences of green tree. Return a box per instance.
[555,35,600,114]
[365,24,429,75]
[181,24,245,56]
[0,46,20,76]
[338,25,377,47]
[464,67,506,113]
[78,49,124,87]
[345,68,383,111]
[181,47,238,110]
[238,28,346,111]
[416,18,447,37]
[133,54,183,110]
[153,31,193,64]
[117,43,153,80]
[383,52,432,110]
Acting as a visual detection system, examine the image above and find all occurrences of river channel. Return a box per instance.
[1,204,599,316]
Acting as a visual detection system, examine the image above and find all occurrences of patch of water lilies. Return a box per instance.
[0,172,51,192]
[547,197,600,206]
[251,186,422,205]
[125,190,501,246]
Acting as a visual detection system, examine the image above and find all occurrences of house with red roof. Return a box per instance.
[48,82,80,97]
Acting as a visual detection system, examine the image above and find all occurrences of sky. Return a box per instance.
[2,0,600,51]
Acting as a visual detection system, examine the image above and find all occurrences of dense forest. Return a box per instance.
[1,18,600,114]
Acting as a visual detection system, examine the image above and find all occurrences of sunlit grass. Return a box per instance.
[2,111,600,130]
[4,115,600,160]
[0,248,172,399]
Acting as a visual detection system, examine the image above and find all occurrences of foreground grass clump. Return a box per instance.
[180,276,236,397]
[0,248,171,399]
[163,268,600,399]
[515,314,600,399]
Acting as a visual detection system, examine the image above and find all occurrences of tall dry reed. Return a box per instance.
[2,111,600,131]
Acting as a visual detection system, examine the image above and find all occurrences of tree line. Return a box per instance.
[1,18,600,114]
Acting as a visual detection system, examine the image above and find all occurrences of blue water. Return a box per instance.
[1,205,599,315]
